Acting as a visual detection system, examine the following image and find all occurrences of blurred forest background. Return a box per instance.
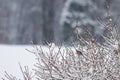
[0,0,120,45]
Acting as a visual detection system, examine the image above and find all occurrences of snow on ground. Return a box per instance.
[0,45,36,79]
[0,44,76,79]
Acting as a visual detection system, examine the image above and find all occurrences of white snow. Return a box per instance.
[0,45,36,79]
[0,45,75,79]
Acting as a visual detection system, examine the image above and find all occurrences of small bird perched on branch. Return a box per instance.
[76,49,83,56]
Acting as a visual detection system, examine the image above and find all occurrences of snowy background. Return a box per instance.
[0,0,120,44]
[0,45,35,79]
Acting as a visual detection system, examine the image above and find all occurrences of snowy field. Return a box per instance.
[0,45,37,79]
[0,45,74,79]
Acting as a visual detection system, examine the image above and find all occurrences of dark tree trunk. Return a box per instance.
[42,0,55,43]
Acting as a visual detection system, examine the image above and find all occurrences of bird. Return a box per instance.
[76,49,83,56]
